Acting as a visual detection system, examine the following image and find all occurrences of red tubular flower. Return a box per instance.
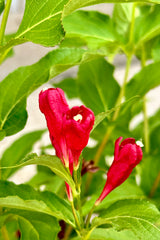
[95,137,143,205]
[39,88,95,199]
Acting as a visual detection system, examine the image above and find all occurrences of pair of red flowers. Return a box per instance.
[39,88,143,203]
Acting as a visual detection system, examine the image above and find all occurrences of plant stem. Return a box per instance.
[149,171,160,198]
[85,204,96,228]
[129,3,136,46]
[77,196,83,227]
[73,169,78,186]
[0,0,12,45]
[73,169,83,227]
[70,201,81,231]
[1,226,10,240]
[112,55,132,121]
[63,225,73,240]
[94,126,114,166]
[143,96,150,153]
[83,228,95,240]
[0,48,11,64]
[141,44,150,154]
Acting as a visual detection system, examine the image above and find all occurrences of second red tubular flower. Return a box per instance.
[95,137,143,205]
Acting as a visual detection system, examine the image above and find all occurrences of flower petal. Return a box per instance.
[114,136,123,161]
[39,88,69,137]
[64,106,95,150]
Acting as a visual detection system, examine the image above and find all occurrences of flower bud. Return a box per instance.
[95,137,143,205]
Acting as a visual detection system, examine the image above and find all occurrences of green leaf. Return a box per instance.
[54,77,78,99]
[18,217,39,240]
[9,0,69,47]
[1,211,60,240]
[11,154,76,194]
[77,58,120,115]
[0,38,26,64]
[1,98,28,136]
[131,108,160,140]
[0,34,15,63]
[60,35,87,48]
[137,3,152,16]
[113,3,133,41]
[113,96,141,129]
[82,180,145,216]
[0,216,19,240]
[0,61,48,136]
[92,96,139,133]
[92,111,111,131]
[0,211,60,240]
[150,124,160,153]
[140,154,160,198]
[89,228,138,240]
[126,62,160,99]
[28,169,65,193]
[0,48,85,137]
[16,212,60,240]
[0,129,5,141]
[0,214,10,228]
[135,5,160,46]
[63,10,118,48]
[71,228,137,240]
[63,0,160,17]
[0,0,4,14]
[132,109,160,152]
[1,130,45,179]
[152,38,160,62]
[49,48,86,79]
[92,200,160,239]
[0,0,71,62]
[0,180,75,226]
[96,180,145,211]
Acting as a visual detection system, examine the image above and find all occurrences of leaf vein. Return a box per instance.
[16,11,62,39]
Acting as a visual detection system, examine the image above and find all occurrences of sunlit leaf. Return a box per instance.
[63,0,160,17]
[92,200,160,239]
[7,153,76,194]
[63,10,118,49]
[89,228,138,240]
[135,5,160,46]
[112,3,133,43]
[0,180,75,226]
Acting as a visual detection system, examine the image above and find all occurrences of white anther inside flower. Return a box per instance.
[136,140,144,147]
[73,114,83,122]
[42,87,48,92]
